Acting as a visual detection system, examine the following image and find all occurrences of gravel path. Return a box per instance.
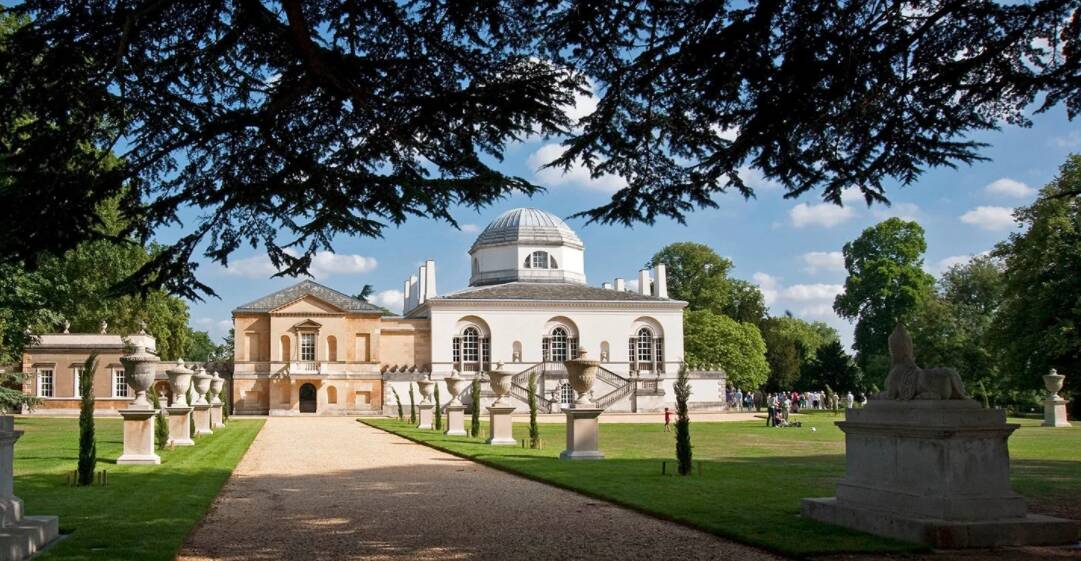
[178,417,787,561]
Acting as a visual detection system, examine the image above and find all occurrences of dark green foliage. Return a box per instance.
[674,364,692,475]
[392,387,404,421]
[188,385,196,438]
[4,5,1076,300]
[0,370,38,414]
[77,353,96,486]
[470,378,481,437]
[150,386,168,449]
[434,384,442,431]
[528,372,539,448]
[648,242,766,323]
[221,385,230,421]
[799,341,863,394]
[408,384,416,425]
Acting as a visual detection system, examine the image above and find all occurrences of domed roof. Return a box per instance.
[470,208,583,252]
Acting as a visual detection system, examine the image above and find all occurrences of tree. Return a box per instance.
[674,364,692,476]
[992,155,1081,415]
[391,386,404,421]
[434,384,442,432]
[648,243,766,323]
[77,353,96,486]
[221,385,230,422]
[186,331,221,363]
[799,341,863,394]
[528,372,539,448]
[187,385,196,438]
[834,218,935,387]
[408,384,416,425]
[470,378,481,438]
[7,3,1074,299]
[353,284,374,302]
[760,315,839,390]
[684,310,769,390]
[150,384,168,449]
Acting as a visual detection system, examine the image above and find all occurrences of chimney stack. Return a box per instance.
[602,282,612,290]
[656,263,668,298]
[638,269,651,295]
[615,278,625,291]
[417,264,428,305]
[424,259,437,299]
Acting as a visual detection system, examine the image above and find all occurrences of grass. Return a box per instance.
[364,413,1081,557]
[14,416,264,561]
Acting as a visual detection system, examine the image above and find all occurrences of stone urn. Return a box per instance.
[166,359,194,407]
[209,372,225,405]
[417,378,435,404]
[564,348,599,407]
[192,367,213,406]
[445,370,467,406]
[1043,369,1065,398]
[120,343,160,410]
[487,362,513,406]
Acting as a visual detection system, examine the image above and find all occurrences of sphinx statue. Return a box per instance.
[881,324,967,400]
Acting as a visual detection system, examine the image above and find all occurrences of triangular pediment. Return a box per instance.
[232,279,384,314]
[291,319,323,330]
[272,295,345,314]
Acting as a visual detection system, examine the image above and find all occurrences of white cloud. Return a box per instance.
[1053,130,1081,149]
[737,166,780,190]
[371,289,404,314]
[781,283,844,301]
[752,272,780,305]
[193,317,233,339]
[789,203,855,228]
[983,178,1034,198]
[872,202,921,221]
[527,144,627,192]
[960,206,1016,231]
[711,124,740,142]
[796,304,837,319]
[801,251,845,274]
[840,187,866,205]
[931,251,991,274]
[222,250,377,279]
[564,80,598,127]
[460,223,481,233]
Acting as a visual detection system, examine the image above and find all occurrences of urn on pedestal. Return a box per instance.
[487,364,513,406]
[192,367,212,406]
[416,377,436,430]
[445,370,467,406]
[486,363,516,445]
[209,372,224,405]
[560,349,605,460]
[164,360,195,446]
[120,343,159,410]
[417,379,435,404]
[1042,369,1071,428]
[564,349,599,408]
[166,359,194,407]
[191,367,214,436]
[443,370,468,436]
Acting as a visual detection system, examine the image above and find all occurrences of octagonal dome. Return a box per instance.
[470,208,583,253]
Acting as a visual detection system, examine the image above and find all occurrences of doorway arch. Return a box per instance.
[299,383,317,413]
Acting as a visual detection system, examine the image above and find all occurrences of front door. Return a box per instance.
[299,383,317,413]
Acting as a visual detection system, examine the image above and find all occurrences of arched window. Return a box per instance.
[327,385,338,404]
[637,327,654,364]
[452,320,490,372]
[524,250,556,269]
[461,327,480,363]
[550,327,569,362]
[560,383,574,405]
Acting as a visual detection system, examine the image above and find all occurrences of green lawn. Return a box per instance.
[13,416,264,561]
[364,414,1081,557]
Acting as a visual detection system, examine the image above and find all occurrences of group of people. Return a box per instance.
[723,387,867,427]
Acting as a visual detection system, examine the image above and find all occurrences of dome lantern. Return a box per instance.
[468,208,586,286]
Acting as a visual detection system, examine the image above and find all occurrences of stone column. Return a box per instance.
[209,372,225,429]
[486,365,516,445]
[165,359,195,447]
[0,416,59,559]
[191,367,214,436]
[560,350,605,460]
[1042,370,1072,427]
[118,344,161,464]
[417,379,435,429]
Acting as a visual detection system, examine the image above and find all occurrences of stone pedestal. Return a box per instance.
[417,404,434,430]
[117,409,161,465]
[445,405,467,436]
[210,404,224,429]
[1042,396,1071,427]
[560,407,604,460]
[0,417,59,561]
[192,404,213,436]
[486,406,516,445]
[802,400,1079,548]
[165,406,194,447]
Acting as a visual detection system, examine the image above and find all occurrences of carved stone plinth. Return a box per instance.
[191,404,213,436]
[444,405,466,436]
[486,406,516,445]
[210,404,224,429]
[165,406,194,447]
[1042,397,1071,427]
[0,417,59,561]
[417,404,434,430]
[802,400,1079,547]
[560,407,604,460]
[117,409,161,465]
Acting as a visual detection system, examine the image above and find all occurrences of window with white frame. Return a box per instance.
[560,383,574,405]
[72,366,82,397]
[523,250,557,269]
[550,327,569,362]
[461,327,480,363]
[637,327,654,363]
[300,332,316,361]
[37,368,54,397]
[112,369,128,398]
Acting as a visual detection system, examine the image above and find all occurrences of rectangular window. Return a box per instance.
[73,366,83,397]
[38,369,54,397]
[300,333,316,361]
[656,338,665,373]
[113,369,128,398]
[452,337,461,365]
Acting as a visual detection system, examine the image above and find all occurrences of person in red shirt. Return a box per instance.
[664,407,672,432]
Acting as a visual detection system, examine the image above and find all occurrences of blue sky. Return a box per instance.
[183,99,1081,350]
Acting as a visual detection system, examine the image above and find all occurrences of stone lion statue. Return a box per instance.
[881,324,968,400]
